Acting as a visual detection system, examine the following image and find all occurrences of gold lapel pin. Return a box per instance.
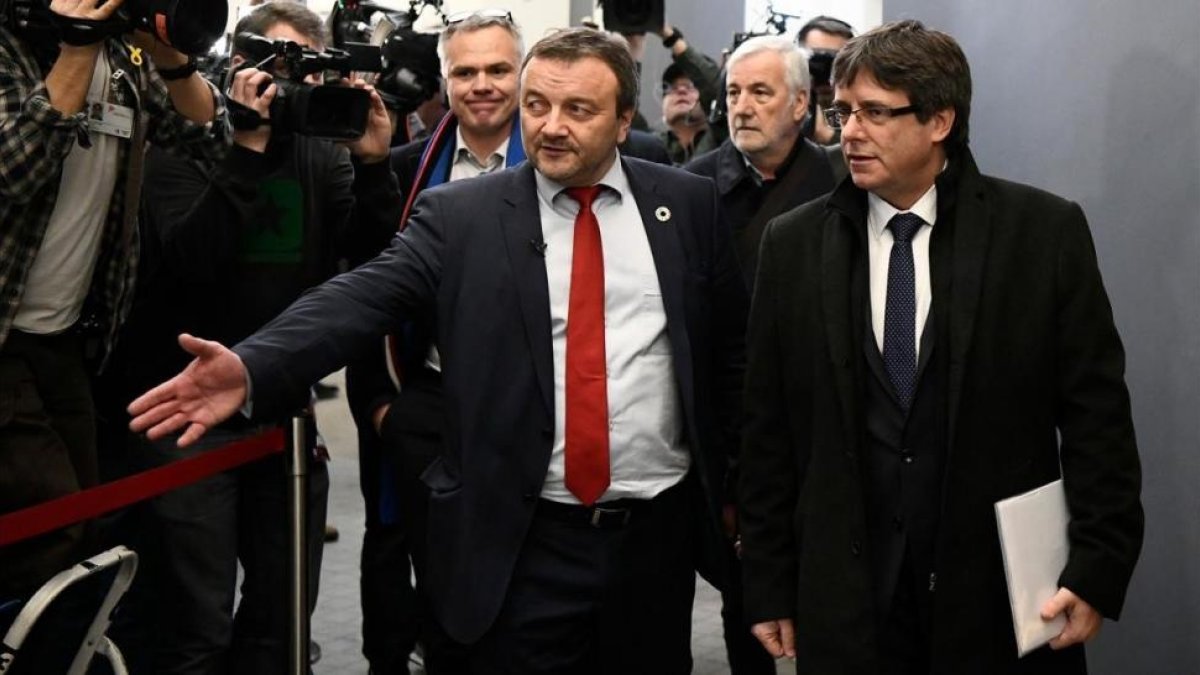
[655,206,671,222]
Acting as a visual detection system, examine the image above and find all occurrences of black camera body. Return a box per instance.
[0,0,224,56]
[234,32,383,140]
[328,0,443,116]
[600,0,664,34]
[806,49,838,124]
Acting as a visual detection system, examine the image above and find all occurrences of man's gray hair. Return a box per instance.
[436,14,525,78]
[726,35,810,96]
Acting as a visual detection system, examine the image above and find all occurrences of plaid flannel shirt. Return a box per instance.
[0,28,228,368]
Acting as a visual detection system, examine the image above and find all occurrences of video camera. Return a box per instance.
[328,0,443,116]
[0,0,225,56]
[806,48,837,121]
[232,32,383,140]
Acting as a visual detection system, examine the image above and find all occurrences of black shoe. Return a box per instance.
[310,639,322,665]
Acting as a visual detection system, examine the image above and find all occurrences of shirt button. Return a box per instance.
[850,540,861,557]
[892,516,904,532]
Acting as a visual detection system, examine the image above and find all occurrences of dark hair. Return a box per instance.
[234,1,328,52]
[522,27,639,115]
[797,15,855,44]
[832,20,971,154]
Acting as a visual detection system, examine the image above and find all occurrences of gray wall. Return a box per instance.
[882,1,1200,672]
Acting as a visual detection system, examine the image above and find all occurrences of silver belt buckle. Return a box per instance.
[590,506,631,528]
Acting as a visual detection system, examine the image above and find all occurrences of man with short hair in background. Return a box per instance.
[687,35,840,288]
[350,11,528,673]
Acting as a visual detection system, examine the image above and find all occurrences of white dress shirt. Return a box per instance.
[867,185,938,357]
[535,155,689,503]
[448,126,508,181]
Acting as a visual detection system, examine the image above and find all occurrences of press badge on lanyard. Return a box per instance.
[88,101,134,139]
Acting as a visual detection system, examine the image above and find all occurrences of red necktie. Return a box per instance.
[564,186,609,505]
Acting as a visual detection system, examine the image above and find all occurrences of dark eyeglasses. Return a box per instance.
[823,104,919,129]
[445,9,514,26]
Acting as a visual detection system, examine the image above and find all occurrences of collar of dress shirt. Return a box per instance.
[454,125,508,169]
[867,183,939,241]
[533,150,629,210]
[866,159,949,240]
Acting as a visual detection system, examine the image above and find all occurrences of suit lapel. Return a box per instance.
[945,168,990,454]
[501,165,554,418]
[822,213,864,455]
[625,159,696,423]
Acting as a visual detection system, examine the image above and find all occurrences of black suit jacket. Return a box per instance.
[389,136,425,192]
[619,128,671,164]
[738,151,1143,674]
[235,158,748,644]
[685,137,838,287]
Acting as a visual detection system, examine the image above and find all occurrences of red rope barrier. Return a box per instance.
[0,428,287,547]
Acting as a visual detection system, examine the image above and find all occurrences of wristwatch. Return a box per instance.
[156,56,197,81]
[662,28,683,49]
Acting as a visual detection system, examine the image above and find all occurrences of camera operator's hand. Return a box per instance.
[342,81,390,165]
[228,67,277,154]
[659,22,689,56]
[49,0,124,25]
[44,0,125,114]
[129,30,216,125]
[130,29,189,70]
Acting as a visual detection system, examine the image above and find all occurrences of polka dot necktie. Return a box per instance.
[883,212,924,410]
[563,186,610,505]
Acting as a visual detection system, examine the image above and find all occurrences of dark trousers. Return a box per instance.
[357,424,419,675]
[117,428,329,675]
[0,330,96,600]
[379,415,469,675]
[468,480,697,675]
[878,556,934,675]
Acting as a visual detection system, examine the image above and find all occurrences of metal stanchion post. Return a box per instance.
[287,415,310,674]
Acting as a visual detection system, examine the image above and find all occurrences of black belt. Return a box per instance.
[535,480,689,530]
[536,497,650,529]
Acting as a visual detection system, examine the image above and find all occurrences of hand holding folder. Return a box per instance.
[994,479,1102,656]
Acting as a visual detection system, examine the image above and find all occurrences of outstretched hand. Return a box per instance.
[127,334,248,447]
[342,81,392,164]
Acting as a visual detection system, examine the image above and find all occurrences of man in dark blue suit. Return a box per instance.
[129,27,747,674]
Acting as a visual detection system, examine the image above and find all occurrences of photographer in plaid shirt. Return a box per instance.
[0,0,226,600]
